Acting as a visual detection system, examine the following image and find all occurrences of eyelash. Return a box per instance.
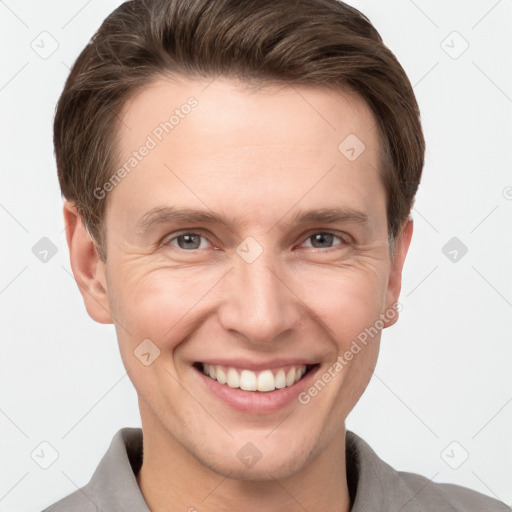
[161,229,350,252]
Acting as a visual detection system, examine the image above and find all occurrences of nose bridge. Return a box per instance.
[218,241,301,343]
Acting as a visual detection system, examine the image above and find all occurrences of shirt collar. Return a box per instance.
[85,427,408,511]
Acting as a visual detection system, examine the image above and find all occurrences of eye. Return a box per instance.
[300,231,348,250]
[160,230,349,252]
[163,232,211,250]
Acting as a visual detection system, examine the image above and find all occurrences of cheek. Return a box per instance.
[293,262,388,348]
[297,267,385,418]
[106,265,215,399]
[107,251,389,358]
[108,262,224,345]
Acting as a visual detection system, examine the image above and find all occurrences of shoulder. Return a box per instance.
[39,427,145,512]
[346,431,510,512]
[396,469,510,511]
[39,484,98,512]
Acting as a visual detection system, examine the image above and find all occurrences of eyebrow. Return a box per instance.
[135,205,369,234]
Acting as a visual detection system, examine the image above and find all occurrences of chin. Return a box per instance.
[188,431,318,482]
[201,450,311,482]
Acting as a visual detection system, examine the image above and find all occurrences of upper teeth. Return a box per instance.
[201,364,308,392]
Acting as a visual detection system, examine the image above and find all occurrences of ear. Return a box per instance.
[383,217,413,328]
[63,200,113,324]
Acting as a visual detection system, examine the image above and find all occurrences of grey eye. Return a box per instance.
[308,233,335,248]
[175,233,202,250]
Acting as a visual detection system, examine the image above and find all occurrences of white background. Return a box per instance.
[1,0,511,510]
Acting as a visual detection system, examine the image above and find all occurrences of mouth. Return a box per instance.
[193,362,318,393]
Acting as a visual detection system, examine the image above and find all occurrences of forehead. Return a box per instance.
[107,76,384,231]
[118,76,380,152]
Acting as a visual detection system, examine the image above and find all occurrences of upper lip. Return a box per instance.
[195,358,318,371]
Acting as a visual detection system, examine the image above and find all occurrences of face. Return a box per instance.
[66,76,412,481]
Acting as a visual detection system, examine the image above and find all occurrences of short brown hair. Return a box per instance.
[54,0,425,261]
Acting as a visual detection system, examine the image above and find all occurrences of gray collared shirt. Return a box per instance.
[41,427,510,511]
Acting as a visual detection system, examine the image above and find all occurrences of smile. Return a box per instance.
[196,362,315,392]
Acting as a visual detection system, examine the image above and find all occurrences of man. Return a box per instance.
[43,0,509,510]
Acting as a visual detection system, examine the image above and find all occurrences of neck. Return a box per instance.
[136,403,351,512]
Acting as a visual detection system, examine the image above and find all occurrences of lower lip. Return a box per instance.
[193,364,320,414]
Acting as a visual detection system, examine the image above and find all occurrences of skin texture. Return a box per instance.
[64,76,413,512]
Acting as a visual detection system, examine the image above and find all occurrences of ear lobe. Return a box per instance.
[383,218,413,328]
[63,200,113,324]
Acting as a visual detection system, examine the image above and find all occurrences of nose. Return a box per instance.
[217,245,303,345]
